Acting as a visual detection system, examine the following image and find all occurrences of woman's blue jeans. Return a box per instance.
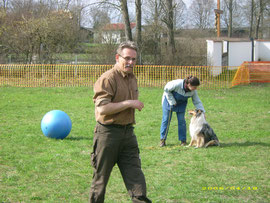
[160,106,186,142]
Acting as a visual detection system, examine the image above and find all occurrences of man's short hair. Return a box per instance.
[117,41,137,55]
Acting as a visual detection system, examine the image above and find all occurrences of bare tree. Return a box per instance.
[228,0,270,39]
[142,0,164,64]
[228,0,233,37]
[242,0,270,39]
[0,0,9,8]
[249,0,254,38]
[221,0,242,37]
[142,0,187,64]
[255,0,266,39]
[0,0,81,63]
[189,0,215,29]
[90,8,111,29]
[135,0,142,63]
[120,0,132,41]
[173,0,186,29]
[160,0,176,64]
[83,0,133,42]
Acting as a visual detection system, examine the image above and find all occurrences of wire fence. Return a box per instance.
[0,64,238,89]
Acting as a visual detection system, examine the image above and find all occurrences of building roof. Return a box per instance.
[207,38,270,42]
[102,23,136,31]
[207,38,253,42]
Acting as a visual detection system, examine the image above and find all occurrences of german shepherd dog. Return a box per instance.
[188,109,220,148]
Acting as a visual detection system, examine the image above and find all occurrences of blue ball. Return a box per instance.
[41,110,72,139]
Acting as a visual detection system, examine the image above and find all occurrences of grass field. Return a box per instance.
[0,84,270,202]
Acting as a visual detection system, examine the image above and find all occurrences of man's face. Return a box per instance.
[116,48,137,74]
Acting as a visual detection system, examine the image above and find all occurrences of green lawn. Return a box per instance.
[0,84,269,202]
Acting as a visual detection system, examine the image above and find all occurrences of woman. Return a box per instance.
[160,76,205,147]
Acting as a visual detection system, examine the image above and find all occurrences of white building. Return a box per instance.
[207,38,270,75]
[99,23,136,44]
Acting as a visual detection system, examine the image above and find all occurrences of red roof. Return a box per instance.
[103,23,136,31]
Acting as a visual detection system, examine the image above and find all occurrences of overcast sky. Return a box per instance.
[81,0,194,28]
[183,0,192,7]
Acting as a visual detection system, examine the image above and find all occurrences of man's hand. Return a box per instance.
[97,100,144,115]
[129,100,144,111]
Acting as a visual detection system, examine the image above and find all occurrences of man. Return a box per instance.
[159,76,205,147]
[90,41,151,203]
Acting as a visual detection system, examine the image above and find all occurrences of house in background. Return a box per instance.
[80,26,94,42]
[95,23,136,44]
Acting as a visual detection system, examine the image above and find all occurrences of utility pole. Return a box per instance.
[214,0,223,37]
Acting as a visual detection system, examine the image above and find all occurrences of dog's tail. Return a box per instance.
[204,140,220,148]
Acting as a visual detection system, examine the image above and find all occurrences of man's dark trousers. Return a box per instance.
[89,122,151,203]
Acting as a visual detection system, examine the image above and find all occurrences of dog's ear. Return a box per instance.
[195,109,203,117]
[188,110,195,115]
[196,109,204,114]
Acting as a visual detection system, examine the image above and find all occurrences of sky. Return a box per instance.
[80,0,194,28]
[183,0,192,8]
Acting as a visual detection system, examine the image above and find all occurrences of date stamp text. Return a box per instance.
[202,186,258,191]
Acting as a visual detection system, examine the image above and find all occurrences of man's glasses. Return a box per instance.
[119,54,136,62]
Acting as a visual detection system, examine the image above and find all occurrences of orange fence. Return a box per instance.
[232,61,270,87]
[0,64,237,89]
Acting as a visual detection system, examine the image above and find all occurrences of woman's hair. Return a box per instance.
[117,41,137,55]
[186,75,200,86]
